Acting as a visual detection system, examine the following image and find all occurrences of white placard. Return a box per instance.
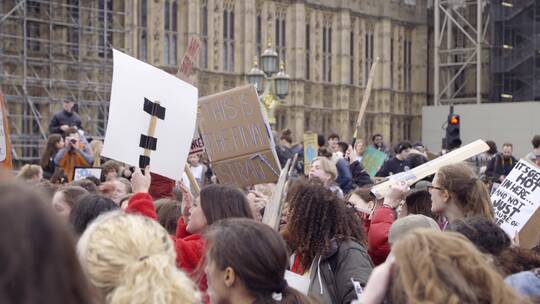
[74,167,102,181]
[491,159,540,236]
[102,49,197,181]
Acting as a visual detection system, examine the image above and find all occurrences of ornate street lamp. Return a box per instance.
[261,41,278,75]
[247,57,265,95]
[274,61,290,99]
[247,38,289,129]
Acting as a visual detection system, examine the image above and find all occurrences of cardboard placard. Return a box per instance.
[102,49,197,181]
[0,90,12,170]
[371,140,489,199]
[303,133,318,175]
[198,85,280,187]
[491,159,540,248]
[176,36,200,85]
[362,146,387,177]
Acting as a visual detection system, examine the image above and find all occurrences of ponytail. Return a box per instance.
[437,163,495,221]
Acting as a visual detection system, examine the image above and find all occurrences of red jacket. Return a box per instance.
[126,193,208,295]
[367,206,394,265]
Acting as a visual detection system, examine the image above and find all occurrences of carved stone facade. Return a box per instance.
[133,0,428,145]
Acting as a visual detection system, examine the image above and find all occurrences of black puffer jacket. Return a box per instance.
[49,110,82,134]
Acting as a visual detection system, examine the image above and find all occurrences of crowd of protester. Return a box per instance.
[1,116,540,303]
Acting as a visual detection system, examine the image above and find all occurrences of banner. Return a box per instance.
[0,90,12,170]
[491,159,540,248]
[102,49,197,181]
[198,85,280,188]
[362,146,386,177]
[303,133,318,175]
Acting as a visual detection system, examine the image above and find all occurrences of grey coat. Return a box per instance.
[307,239,374,304]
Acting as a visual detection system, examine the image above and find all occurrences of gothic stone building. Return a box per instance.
[131,0,428,146]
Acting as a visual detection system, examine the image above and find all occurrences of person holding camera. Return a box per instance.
[54,127,93,182]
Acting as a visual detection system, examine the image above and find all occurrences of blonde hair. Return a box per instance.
[77,211,199,304]
[436,162,495,221]
[89,140,103,167]
[312,156,337,180]
[390,229,528,304]
[16,164,42,180]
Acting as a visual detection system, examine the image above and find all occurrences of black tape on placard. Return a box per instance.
[143,97,166,119]
[139,134,158,151]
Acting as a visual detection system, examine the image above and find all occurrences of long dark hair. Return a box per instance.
[286,179,366,269]
[40,134,62,168]
[200,184,254,225]
[0,182,95,303]
[206,218,313,304]
[69,194,118,235]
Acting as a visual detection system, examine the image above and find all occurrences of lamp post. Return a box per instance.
[247,40,289,129]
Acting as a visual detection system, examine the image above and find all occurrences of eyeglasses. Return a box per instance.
[427,185,444,191]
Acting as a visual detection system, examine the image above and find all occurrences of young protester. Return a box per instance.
[367,182,409,265]
[397,189,434,219]
[308,156,344,198]
[359,229,529,304]
[333,141,354,194]
[15,164,43,182]
[188,153,208,188]
[48,97,82,135]
[428,162,495,224]
[205,218,313,304]
[40,133,64,179]
[285,179,374,303]
[88,139,103,167]
[387,214,440,246]
[54,128,93,182]
[101,160,120,182]
[328,133,340,153]
[71,178,98,193]
[77,211,200,304]
[527,134,540,166]
[51,185,88,221]
[486,142,518,184]
[448,216,540,277]
[370,134,388,154]
[375,141,412,177]
[125,167,254,298]
[155,198,183,235]
[69,194,119,236]
[347,143,372,189]
[0,182,95,304]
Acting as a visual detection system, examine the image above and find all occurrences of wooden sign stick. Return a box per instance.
[355,57,380,141]
[143,104,159,159]
[184,164,201,195]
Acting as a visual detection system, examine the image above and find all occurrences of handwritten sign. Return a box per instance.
[198,85,280,188]
[190,131,205,155]
[176,36,200,85]
[362,146,386,177]
[303,133,318,175]
[102,49,197,181]
[491,159,540,247]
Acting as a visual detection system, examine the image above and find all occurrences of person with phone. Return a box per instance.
[53,127,93,182]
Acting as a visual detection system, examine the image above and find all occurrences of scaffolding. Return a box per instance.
[0,0,131,164]
[433,0,490,105]
[490,0,540,102]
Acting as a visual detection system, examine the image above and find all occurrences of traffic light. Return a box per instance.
[446,114,461,150]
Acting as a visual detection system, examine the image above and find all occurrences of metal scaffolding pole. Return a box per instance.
[434,0,490,105]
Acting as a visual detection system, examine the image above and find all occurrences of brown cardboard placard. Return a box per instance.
[198,85,280,188]
[212,149,280,188]
[519,206,540,249]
